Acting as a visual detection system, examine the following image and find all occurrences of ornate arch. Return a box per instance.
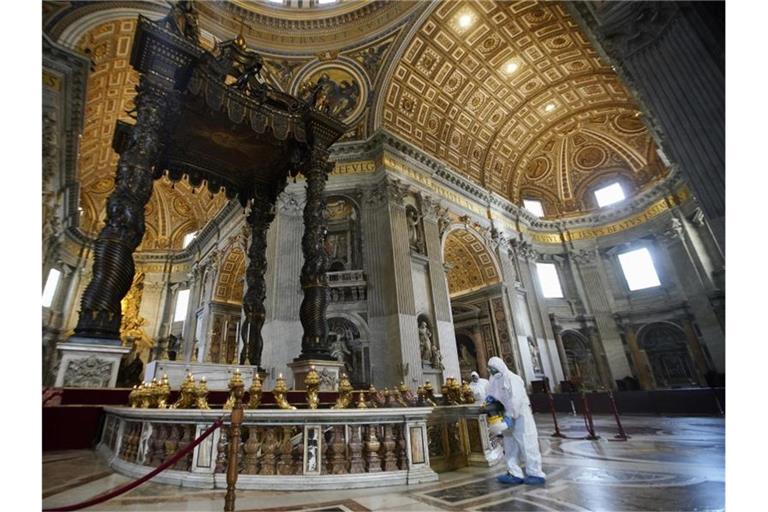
[441,225,501,296]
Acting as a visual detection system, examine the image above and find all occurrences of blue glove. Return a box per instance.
[503,415,515,429]
[484,395,497,406]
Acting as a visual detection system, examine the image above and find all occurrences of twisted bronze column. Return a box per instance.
[74,76,177,341]
[239,193,276,368]
[298,149,333,360]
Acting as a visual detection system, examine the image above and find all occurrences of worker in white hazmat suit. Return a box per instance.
[485,356,546,485]
[469,371,489,403]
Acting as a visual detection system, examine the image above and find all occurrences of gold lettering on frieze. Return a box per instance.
[383,155,485,215]
[43,70,61,91]
[333,160,376,176]
[530,232,564,244]
[564,198,671,242]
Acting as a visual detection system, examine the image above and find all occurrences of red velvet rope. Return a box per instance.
[44,416,225,512]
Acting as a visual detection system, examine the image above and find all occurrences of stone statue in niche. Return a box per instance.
[459,343,477,372]
[419,321,434,364]
[431,344,445,371]
[406,205,426,254]
[528,336,544,374]
[330,333,352,371]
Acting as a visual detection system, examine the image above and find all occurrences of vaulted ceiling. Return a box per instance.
[48,0,670,253]
[443,229,500,296]
[381,1,667,215]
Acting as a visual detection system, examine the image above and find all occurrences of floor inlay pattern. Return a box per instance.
[42,415,725,511]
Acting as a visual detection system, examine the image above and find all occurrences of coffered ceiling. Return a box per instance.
[381,1,667,215]
[444,228,500,297]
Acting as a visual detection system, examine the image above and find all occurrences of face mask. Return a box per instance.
[489,367,499,376]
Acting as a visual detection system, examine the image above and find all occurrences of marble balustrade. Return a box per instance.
[98,406,441,490]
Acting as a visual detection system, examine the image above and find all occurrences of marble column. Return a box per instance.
[73,75,179,342]
[298,149,334,360]
[569,247,632,386]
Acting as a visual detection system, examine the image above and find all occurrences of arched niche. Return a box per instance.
[324,195,362,272]
[560,330,600,390]
[637,322,699,388]
[327,315,369,388]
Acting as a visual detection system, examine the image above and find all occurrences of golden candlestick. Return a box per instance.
[273,373,296,410]
[356,390,367,409]
[305,366,320,410]
[332,373,353,409]
[224,369,245,410]
[247,373,263,409]
[171,371,197,409]
[195,376,210,410]
[460,379,474,404]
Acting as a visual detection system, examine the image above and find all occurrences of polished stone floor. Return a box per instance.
[42,414,724,511]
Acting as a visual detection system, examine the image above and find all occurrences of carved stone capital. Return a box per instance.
[570,248,598,265]
[385,177,409,205]
[659,217,684,243]
[510,239,537,261]
[600,1,680,58]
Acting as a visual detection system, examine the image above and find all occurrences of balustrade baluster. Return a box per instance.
[215,428,228,473]
[395,425,408,470]
[348,425,365,473]
[164,425,179,465]
[277,426,295,475]
[175,424,192,470]
[258,427,277,475]
[381,424,398,471]
[149,424,167,466]
[243,426,261,474]
[329,425,347,474]
[364,425,382,472]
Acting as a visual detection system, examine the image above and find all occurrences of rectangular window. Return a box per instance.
[174,289,191,322]
[523,199,545,217]
[535,262,563,298]
[594,182,625,207]
[182,231,198,249]
[42,268,61,308]
[618,247,661,291]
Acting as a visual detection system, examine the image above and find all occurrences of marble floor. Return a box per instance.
[42,414,724,511]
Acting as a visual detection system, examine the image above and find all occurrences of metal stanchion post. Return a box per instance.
[224,372,245,512]
[581,391,600,440]
[547,392,566,438]
[607,390,629,440]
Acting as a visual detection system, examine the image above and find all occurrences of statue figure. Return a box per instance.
[431,344,445,371]
[330,334,352,370]
[161,0,200,43]
[419,321,433,363]
[528,336,543,373]
[406,206,425,254]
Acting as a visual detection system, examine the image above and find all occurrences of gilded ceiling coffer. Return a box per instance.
[70,1,346,370]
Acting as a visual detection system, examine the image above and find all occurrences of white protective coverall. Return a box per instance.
[486,356,546,479]
[469,371,489,403]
